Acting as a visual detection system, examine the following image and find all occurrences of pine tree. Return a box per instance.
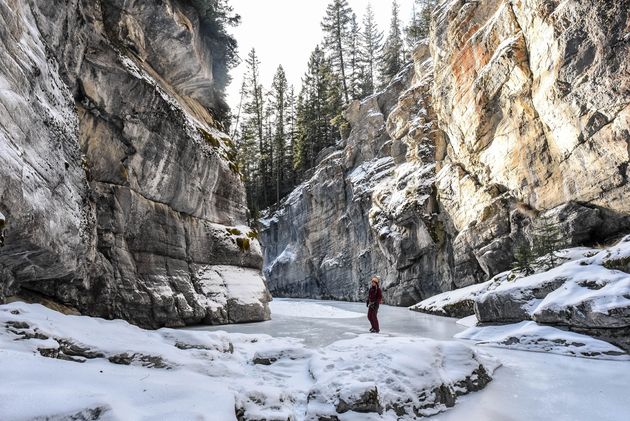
[347,13,361,100]
[236,117,259,210]
[532,217,565,270]
[238,48,267,210]
[230,78,249,140]
[512,240,535,276]
[405,0,436,49]
[262,90,273,208]
[321,0,354,104]
[511,216,567,275]
[358,3,383,97]
[380,0,405,87]
[270,66,288,204]
[293,92,308,178]
[284,85,297,192]
[293,46,342,177]
[324,63,346,141]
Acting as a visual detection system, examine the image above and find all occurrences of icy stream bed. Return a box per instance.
[193,298,630,421]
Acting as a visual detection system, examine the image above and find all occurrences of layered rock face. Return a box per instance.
[0,0,270,327]
[262,44,448,305]
[261,0,630,305]
[431,0,630,287]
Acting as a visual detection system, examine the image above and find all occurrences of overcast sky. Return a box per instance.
[226,0,416,111]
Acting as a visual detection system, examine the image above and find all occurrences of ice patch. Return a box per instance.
[270,299,364,319]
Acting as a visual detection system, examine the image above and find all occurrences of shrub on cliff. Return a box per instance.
[512,216,567,276]
[532,216,566,270]
[188,0,240,120]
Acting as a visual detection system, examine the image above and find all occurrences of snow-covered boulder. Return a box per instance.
[0,302,499,420]
[410,237,630,354]
[456,321,629,360]
[410,280,492,318]
[475,238,630,351]
[306,336,499,419]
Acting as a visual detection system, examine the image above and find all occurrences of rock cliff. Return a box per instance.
[261,0,630,306]
[262,44,448,305]
[0,0,271,327]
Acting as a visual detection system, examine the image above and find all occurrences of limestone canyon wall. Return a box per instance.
[0,0,271,327]
[261,0,630,305]
[262,45,449,305]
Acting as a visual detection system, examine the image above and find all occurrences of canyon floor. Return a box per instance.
[3,297,622,420]
[203,298,630,421]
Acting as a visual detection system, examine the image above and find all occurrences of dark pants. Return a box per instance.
[368,305,379,332]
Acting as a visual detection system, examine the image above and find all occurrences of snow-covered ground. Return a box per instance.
[1,297,629,420]
[201,298,630,421]
[0,300,498,420]
[269,299,364,319]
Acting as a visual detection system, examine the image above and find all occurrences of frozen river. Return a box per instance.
[189,298,630,421]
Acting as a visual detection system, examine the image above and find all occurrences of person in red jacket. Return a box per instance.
[366,275,383,333]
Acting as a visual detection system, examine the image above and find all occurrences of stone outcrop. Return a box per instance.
[261,0,630,307]
[414,239,630,353]
[0,0,270,327]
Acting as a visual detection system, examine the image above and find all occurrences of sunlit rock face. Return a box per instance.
[431,0,630,286]
[0,0,270,327]
[262,0,630,305]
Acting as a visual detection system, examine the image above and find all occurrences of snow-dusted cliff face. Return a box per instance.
[0,0,270,327]
[261,0,630,306]
[261,44,448,305]
[431,0,630,284]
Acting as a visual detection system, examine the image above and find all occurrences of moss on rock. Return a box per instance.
[226,227,242,236]
[197,128,220,148]
[236,237,250,252]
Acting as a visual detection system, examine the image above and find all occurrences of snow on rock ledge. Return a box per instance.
[410,280,492,318]
[456,321,630,361]
[306,336,499,419]
[0,303,498,420]
[411,236,630,354]
[476,237,630,352]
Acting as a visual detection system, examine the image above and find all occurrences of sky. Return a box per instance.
[226,0,416,112]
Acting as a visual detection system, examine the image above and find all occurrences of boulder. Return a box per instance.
[305,336,498,419]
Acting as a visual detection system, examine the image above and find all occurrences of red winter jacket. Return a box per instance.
[367,285,382,308]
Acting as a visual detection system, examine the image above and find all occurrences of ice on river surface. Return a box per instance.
[1,299,628,420]
[190,298,463,347]
[268,299,365,319]
[195,298,630,421]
